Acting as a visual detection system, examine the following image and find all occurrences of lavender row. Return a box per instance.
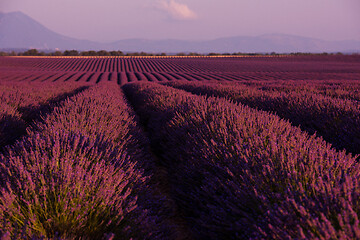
[123,82,360,239]
[165,81,360,156]
[0,81,90,150]
[245,80,360,102]
[308,84,360,102]
[0,83,170,239]
[0,81,88,108]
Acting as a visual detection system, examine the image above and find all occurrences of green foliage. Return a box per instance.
[109,50,124,56]
[23,49,45,56]
[63,50,79,56]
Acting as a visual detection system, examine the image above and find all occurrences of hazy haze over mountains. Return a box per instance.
[1,12,359,53]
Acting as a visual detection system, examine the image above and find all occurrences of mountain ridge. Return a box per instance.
[1,11,359,53]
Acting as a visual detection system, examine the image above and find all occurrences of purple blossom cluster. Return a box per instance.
[123,82,360,239]
[0,83,170,239]
[165,81,360,156]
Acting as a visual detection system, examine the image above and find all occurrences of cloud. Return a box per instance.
[156,0,197,20]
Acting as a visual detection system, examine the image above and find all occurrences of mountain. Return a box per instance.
[102,35,360,53]
[0,11,100,50]
[1,11,360,53]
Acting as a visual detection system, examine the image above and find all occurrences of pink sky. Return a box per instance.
[1,0,359,42]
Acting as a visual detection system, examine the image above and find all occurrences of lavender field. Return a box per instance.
[1,55,360,239]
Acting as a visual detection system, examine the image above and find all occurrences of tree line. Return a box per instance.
[0,49,353,57]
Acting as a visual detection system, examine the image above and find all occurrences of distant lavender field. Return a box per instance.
[1,55,360,239]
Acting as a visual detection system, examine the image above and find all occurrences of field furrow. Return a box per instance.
[1,55,360,239]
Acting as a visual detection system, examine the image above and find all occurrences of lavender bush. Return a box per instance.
[0,131,141,238]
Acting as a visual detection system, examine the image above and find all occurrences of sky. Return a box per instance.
[1,0,359,42]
